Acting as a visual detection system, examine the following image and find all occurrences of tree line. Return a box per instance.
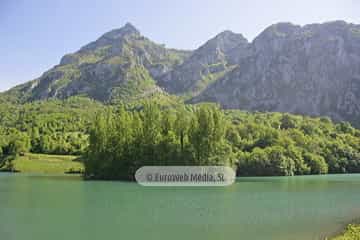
[0,128,30,170]
[0,97,100,170]
[0,97,359,178]
[84,103,234,179]
[84,102,360,179]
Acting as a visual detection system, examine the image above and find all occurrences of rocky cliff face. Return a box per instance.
[2,21,360,125]
[190,21,360,125]
[158,31,249,96]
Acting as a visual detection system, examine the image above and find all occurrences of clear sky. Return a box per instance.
[1,0,359,91]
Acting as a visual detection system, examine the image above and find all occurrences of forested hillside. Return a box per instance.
[0,97,102,170]
[1,96,359,177]
[84,101,360,179]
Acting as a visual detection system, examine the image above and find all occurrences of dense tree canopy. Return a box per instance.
[227,111,360,176]
[0,97,102,156]
[84,101,360,179]
[84,103,233,180]
[1,97,360,178]
[0,127,30,170]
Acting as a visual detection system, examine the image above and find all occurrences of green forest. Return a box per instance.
[1,96,360,179]
[0,97,102,170]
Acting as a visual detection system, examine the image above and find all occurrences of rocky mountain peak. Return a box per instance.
[197,30,248,56]
[190,20,360,127]
[101,22,140,40]
[78,22,141,52]
[265,22,300,35]
[213,30,247,43]
[158,30,249,95]
[252,22,300,53]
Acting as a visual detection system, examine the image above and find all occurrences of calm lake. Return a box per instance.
[1,173,360,240]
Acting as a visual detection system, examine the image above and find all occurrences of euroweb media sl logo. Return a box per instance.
[135,166,236,187]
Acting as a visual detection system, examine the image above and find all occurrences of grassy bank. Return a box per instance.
[330,224,360,240]
[1,153,84,174]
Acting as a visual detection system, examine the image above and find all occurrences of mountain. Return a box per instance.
[2,21,360,126]
[158,30,249,97]
[3,23,190,103]
[189,21,360,126]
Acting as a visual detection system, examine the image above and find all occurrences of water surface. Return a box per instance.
[1,173,360,240]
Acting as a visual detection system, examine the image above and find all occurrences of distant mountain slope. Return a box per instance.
[2,21,360,126]
[158,30,249,97]
[190,21,360,126]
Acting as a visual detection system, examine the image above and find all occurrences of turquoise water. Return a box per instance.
[1,173,360,240]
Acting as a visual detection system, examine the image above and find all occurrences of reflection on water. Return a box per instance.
[1,173,360,240]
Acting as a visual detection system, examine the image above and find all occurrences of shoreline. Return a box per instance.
[322,215,360,239]
[328,221,360,240]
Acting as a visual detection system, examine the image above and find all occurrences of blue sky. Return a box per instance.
[1,0,359,91]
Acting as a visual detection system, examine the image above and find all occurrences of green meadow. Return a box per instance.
[1,153,83,174]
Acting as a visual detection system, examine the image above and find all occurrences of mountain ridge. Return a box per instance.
[189,20,360,126]
[2,20,360,126]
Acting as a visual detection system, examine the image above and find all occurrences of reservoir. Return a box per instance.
[1,173,360,240]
